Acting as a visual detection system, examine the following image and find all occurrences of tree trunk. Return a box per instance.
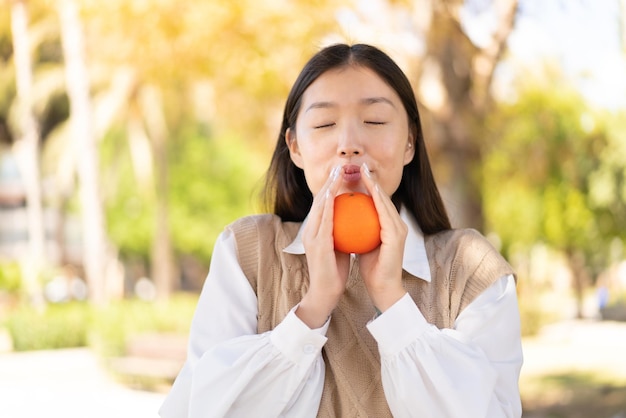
[418,0,518,230]
[140,86,175,301]
[567,249,588,319]
[58,0,111,304]
[10,0,46,305]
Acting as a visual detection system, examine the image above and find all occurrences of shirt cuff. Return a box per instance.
[366,293,431,357]
[269,306,328,364]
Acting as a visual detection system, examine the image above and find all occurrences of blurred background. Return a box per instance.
[0,0,625,417]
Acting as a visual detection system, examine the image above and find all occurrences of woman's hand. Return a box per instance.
[296,165,351,329]
[358,163,407,312]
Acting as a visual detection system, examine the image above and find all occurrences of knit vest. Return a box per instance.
[228,214,514,418]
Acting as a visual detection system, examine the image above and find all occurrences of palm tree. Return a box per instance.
[58,0,114,304]
[10,0,46,304]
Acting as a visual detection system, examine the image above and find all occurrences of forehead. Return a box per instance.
[301,65,401,107]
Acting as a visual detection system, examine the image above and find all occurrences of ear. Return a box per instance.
[286,128,304,169]
[403,132,416,166]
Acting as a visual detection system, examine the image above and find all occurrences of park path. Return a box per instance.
[0,348,165,418]
[522,319,626,378]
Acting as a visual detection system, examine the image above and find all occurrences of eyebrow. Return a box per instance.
[305,96,396,113]
[361,97,396,108]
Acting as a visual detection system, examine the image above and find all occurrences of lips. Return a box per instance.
[342,164,362,183]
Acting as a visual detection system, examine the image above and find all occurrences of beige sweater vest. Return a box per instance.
[228,214,514,417]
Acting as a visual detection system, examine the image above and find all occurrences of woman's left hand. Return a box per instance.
[358,163,408,312]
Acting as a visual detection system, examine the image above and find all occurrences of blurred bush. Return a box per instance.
[1,293,197,353]
[0,262,22,294]
[89,293,197,357]
[5,302,88,350]
[519,300,558,337]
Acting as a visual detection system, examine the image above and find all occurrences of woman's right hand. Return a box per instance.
[296,164,350,329]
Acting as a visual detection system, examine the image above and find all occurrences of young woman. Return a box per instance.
[160,43,523,418]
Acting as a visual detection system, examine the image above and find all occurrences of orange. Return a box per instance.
[333,192,381,254]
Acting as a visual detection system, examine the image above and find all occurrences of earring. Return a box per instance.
[407,142,412,148]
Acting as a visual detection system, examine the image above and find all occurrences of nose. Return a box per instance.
[337,126,363,157]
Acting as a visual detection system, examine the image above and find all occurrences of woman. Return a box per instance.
[160,43,523,418]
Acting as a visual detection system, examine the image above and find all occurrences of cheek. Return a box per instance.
[302,172,326,196]
[298,141,326,167]
[375,145,408,195]
[380,165,405,196]
[296,144,330,196]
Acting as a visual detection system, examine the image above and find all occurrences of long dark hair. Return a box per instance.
[263,43,450,235]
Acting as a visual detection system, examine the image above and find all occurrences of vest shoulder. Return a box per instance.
[226,214,301,242]
[427,228,497,252]
[226,214,281,232]
[426,228,512,274]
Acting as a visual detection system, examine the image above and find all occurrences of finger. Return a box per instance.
[361,163,396,220]
[307,164,342,238]
[318,165,343,238]
[360,164,406,243]
[315,164,342,204]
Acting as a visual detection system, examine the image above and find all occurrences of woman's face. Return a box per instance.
[287,65,415,197]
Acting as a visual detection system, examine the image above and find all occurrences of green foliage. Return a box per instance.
[483,86,625,272]
[80,0,347,142]
[589,113,626,237]
[518,302,548,337]
[5,302,89,351]
[101,128,155,258]
[167,125,266,261]
[0,262,22,293]
[101,122,266,263]
[89,293,197,357]
[3,293,197,353]
[541,184,594,250]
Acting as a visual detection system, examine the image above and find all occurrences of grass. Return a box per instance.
[521,371,626,418]
[1,293,198,355]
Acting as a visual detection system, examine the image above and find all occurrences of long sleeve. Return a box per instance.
[159,230,329,418]
[367,275,523,418]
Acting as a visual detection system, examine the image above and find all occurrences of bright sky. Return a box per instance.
[501,0,626,110]
[337,0,626,110]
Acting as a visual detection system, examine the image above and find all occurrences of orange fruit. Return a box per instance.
[333,192,381,254]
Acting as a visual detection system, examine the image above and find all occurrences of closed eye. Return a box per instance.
[314,123,335,129]
[365,121,386,125]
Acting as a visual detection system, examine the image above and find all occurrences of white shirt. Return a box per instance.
[159,210,523,418]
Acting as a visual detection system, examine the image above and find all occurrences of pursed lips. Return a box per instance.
[342,164,362,183]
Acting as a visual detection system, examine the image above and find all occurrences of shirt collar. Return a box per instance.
[283,206,431,282]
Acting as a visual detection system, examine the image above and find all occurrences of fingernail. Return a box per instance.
[363,163,372,178]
